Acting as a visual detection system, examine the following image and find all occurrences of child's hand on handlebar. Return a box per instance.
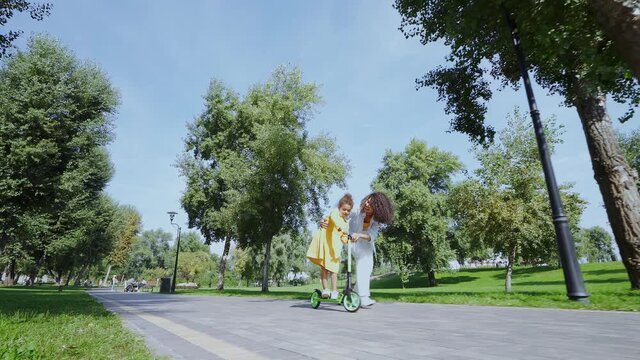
[350,233,360,242]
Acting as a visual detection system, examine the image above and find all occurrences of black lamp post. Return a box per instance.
[503,8,588,302]
[167,211,182,293]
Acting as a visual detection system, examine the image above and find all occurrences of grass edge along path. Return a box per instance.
[178,262,639,312]
[0,286,158,360]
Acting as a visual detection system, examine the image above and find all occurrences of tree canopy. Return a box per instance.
[374,139,463,286]
[450,112,586,291]
[0,35,119,286]
[180,66,349,292]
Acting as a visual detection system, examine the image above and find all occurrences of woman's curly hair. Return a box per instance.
[362,192,394,224]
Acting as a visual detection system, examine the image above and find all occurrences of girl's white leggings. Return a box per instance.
[355,254,374,297]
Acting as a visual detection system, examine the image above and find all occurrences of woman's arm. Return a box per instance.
[352,222,380,242]
[351,233,371,241]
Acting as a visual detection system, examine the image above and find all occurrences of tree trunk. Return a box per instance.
[5,259,16,286]
[505,247,516,293]
[73,265,89,287]
[27,255,43,286]
[1,265,7,285]
[28,272,37,286]
[64,268,74,287]
[427,270,437,287]
[103,264,112,287]
[589,0,640,80]
[217,237,231,290]
[261,240,272,292]
[573,88,640,289]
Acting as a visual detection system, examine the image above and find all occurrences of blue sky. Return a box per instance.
[11,1,638,254]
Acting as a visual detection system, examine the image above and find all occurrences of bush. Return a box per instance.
[289,279,304,286]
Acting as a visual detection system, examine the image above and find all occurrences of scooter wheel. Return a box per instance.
[310,289,322,309]
[342,291,360,312]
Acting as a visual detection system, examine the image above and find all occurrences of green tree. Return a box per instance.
[269,234,291,287]
[231,245,260,287]
[0,35,118,285]
[576,226,617,263]
[0,1,52,58]
[121,236,153,281]
[373,139,463,286]
[44,144,115,287]
[178,231,209,253]
[46,194,117,287]
[395,0,640,289]
[376,234,413,288]
[450,113,586,292]
[103,206,142,283]
[139,229,172,269]
[267,232,307,286]
[113,228,172,282]
[176,251,216,284]
[181,66,349,292]
[179,79,244,290]
[163,231,217,286]
[287,230,311,276]
[618,129,640,188]
[588,0,640,80]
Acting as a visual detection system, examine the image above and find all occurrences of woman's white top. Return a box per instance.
[349,210,380,259]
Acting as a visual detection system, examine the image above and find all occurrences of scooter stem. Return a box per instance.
[346,235,353,291]
[347,236,352,273]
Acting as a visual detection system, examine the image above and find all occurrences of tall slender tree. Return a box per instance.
[373,139,462,286]
[450,114,586,292]
[180,66,349,292]
[0,35,118,285]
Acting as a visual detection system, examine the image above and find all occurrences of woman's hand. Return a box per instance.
[319,217,329,229]
[350,233,361,242]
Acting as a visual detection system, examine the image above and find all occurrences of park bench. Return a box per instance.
[175,282,199,290]
[141,279,158,292]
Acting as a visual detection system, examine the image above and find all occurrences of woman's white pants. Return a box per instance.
[354,255,374,297]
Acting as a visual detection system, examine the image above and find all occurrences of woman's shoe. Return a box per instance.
[360,296,376,307]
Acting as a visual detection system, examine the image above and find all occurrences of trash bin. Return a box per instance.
[160,277,171,293]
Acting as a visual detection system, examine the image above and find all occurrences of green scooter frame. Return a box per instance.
[310,236,361,312]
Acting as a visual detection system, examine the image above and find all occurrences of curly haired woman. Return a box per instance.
[320,192,394,307]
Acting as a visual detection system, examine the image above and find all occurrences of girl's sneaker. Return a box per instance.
[330,291,339,300]
[321,289,330,298]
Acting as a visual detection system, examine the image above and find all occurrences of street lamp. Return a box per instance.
[167,211,182,293]
[502,8,588,302]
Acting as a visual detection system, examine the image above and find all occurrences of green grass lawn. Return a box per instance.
[0,286,157,360]
[179,262,639,311]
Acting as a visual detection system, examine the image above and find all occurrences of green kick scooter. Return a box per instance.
[310,235,361,312]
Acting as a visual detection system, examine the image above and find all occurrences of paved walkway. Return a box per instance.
[89,289,639,360]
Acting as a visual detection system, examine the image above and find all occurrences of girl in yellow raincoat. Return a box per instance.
[306,193,353,299]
